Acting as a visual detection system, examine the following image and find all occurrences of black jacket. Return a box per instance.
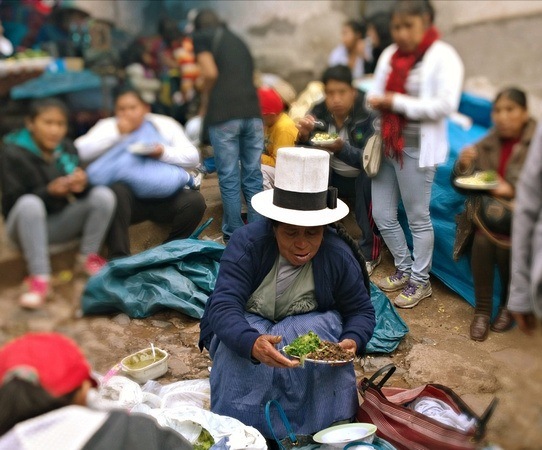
[0,139,85,218]
[300,89,375,170]
[82,411,193,450]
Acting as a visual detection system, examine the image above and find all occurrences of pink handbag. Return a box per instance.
[357,365,497,450]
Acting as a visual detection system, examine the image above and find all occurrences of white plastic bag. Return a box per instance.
[155,406,267,450]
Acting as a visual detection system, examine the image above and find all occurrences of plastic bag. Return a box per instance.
[366,283,409,354]
[142,379,211,410]
[90,377,266,450]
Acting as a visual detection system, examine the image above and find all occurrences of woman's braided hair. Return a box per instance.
[329,222,371,293]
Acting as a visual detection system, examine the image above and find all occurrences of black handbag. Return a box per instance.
[472,195,513,248]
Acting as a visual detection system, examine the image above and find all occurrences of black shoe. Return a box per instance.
[470,314,490,341]
[491,308,514,333]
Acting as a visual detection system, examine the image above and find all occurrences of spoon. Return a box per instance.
[313,120,326,130]
[150,343,156,359]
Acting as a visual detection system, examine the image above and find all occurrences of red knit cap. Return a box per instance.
[257,87,284,115]
[0,333,95,397]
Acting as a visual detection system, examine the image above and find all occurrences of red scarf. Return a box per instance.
[381,26,440,165]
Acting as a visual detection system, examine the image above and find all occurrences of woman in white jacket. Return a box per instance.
[367,0,464,308]
[75,87,206,259]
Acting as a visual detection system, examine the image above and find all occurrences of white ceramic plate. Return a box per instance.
[313,423,377,448]
[128,143,157,155]
[281,345,354,365]
[454,176,499,191]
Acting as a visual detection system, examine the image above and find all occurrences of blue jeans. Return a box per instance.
[209,118,264,239]
[371,149,436,284]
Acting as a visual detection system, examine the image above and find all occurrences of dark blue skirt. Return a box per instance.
[208,310,358,439]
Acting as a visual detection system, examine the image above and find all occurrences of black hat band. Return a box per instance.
[273,187,338,211]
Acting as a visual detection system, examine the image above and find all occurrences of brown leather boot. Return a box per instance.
[491,308,514,332]
[470,314,490,341]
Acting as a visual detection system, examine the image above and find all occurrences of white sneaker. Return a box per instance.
[185,171,202,190]
[192,172,202,190]
[365,254,382,276]
[394,281,432,309]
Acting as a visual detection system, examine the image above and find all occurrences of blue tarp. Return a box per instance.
[81,240,407,353]
[81,239,225,319]
[11,69,101,99]
[398,93,502,314]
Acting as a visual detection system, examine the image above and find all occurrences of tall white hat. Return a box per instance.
[252,147,349,226]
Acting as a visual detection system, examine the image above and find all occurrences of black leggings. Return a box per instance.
[106,182,206,259]
[471,231,510,315]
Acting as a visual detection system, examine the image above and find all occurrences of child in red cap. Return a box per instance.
[0,333,192,450]
[257,87,299,189]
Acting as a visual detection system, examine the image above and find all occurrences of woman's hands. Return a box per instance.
[147,143,164,159]
[338,338,357,355]
[251,335,300,369]
[251,336,357,368]
[490,178,515,199]
[68,167,88,193]
[457,145,477,172]
[367,92,394,111]
[47,176,71,197]
[47,167,88,197]
[458,145,515,198]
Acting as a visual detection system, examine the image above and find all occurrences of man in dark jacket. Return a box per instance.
[297,65,381,273]
[193,9,264,242]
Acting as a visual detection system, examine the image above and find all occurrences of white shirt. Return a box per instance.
[328,44,364,79]
[75,113,199,168]
[367,40,464,168]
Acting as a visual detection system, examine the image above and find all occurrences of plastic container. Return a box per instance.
[120,347,169,383]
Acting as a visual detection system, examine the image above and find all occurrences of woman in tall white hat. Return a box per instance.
[199,147,375,440]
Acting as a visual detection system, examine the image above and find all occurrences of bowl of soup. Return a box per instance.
[120,347,169,383]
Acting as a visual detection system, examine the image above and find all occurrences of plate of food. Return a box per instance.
[282,331,354,365]
[128,143,158,155]
[310,132,340,146]
[454,170,499,190]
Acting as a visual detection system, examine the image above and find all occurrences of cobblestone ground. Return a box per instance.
[1,237,541,449]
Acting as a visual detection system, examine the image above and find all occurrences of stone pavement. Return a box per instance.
[0,173,541,449]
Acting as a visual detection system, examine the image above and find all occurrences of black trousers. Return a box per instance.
[471,231,510,315]
[107,182,206,259]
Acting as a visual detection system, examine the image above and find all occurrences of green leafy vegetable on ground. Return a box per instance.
[284,331,321,357]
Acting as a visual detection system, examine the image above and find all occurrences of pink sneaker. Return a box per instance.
[20,276,50,309]
[82,253,107,276]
